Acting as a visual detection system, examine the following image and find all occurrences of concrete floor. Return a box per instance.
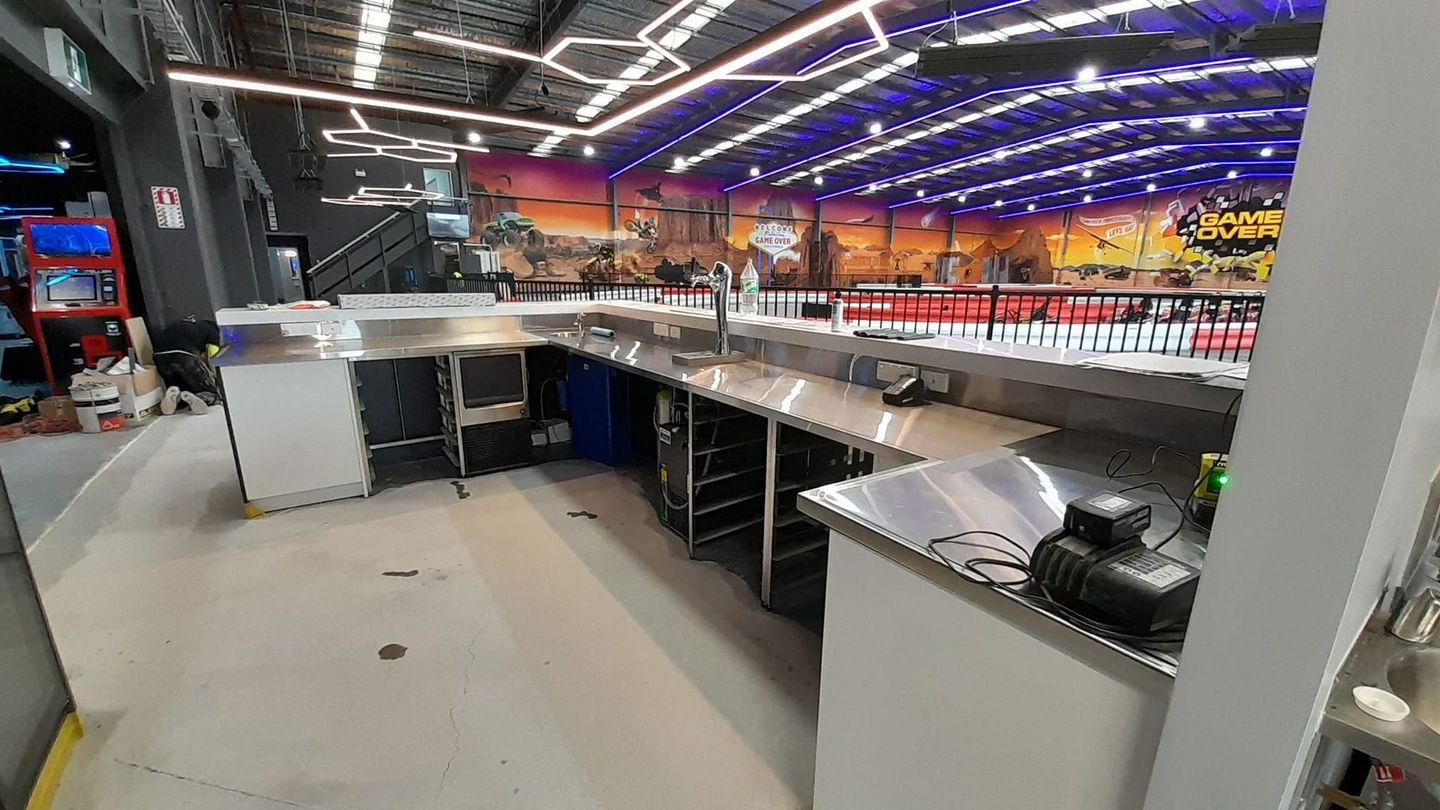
[0,423,150,548]
[30,412,822,809]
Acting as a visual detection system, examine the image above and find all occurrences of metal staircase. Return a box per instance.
[305,207,431,300]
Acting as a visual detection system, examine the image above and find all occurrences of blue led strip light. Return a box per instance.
[895,139,1302,210]
[607,0,1035,179]
[828,104,1307,202]
[949,172,1295,218]
[950,159,1297,213]
[722,55,1262,192]
[0,155,65,174]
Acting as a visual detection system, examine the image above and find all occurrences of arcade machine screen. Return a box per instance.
[26,222,112,258]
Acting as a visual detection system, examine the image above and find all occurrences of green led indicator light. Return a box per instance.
[1216,473,1230,486]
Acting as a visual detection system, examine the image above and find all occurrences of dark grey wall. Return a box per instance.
[0,0,147,124]
[3,1,272,324]
[243,101,461,262]
[106,66,269,322]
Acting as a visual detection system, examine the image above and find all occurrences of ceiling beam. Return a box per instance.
[489,0,589,108]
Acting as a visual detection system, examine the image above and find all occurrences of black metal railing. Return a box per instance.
[307,208,430,300]
[449,275,1263,361]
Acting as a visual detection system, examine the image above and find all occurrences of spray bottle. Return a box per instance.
[739,259,759,316]
[831,293,846,332]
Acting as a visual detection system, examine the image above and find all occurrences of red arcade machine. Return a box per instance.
[4,217,131,392]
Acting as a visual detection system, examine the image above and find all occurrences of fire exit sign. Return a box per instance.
[44,29,91,95]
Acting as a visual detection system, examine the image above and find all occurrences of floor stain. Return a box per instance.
[378,643,408,661]
[566,510,598,520]
[450,481,471,500]
[382,569,420,578]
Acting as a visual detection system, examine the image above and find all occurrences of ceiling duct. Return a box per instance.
[915,31,1174,78]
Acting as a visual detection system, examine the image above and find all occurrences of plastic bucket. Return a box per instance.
[71,382,126,433]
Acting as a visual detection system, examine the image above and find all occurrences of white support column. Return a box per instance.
[1144,2,1440,808]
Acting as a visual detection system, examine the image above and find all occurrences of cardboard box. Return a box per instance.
[71,364,164,420]
[39,396,76,422]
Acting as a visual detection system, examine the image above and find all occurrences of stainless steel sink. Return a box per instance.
[1388,648,1440,736]
[1325,616,1440,782]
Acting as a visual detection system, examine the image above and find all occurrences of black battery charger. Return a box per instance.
[1031,492,1199,634]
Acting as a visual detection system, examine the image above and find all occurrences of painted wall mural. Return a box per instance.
[464,152,1289,288]
[1002,177,1288,289]
[466,152,612,280]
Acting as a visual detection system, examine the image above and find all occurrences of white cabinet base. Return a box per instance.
[221,360,368,508]
[814,533,1169,810]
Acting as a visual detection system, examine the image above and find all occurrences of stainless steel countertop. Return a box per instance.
[549,330,1055,462]
[799,430,1209,688]
[213,330,549,366]
[1323,615,1440,782]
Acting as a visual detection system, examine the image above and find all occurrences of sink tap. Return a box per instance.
[691,261,734,356]
[1389,552,1440,643]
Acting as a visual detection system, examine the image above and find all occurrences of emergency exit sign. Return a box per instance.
[44,29,91,95]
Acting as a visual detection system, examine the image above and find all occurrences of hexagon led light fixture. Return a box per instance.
[414,0,694,89]
[169,0,891,142]
[322,109,489,163]
[321,184,453,207]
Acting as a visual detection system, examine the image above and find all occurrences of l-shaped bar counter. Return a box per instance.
[215,299,1237,808]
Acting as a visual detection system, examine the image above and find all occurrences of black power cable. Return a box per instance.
[925,530,1186,652]
[1106,445,1211,550]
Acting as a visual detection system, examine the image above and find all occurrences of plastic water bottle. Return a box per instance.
[739,260,759,316]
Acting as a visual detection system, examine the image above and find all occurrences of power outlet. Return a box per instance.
[876,361,919,383]
[920,368,951,394]
[653,322,668,338]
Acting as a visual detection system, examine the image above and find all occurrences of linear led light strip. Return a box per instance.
[571,0,735,124]
[862,58,1314,190]
[171,0,890,143]
[771,55,1316,188]
[748,54,1317,190]
[724,54,1251,190]
[887,121,1307,207]
[946,157,1297,213]
[413,0,693,90]
[521,0,889,159]
[352,0,394,89]
[323,109,490,163]
[608,0,1037,177]
[643,0,1207,175]
[928,146,1301,212]
[987,172,1294,218]
[786,56,1316,187]
[528,0,729,157]
[829,102,1306,200]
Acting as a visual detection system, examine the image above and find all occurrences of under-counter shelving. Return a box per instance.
[762,422,873,612]
[652,386,872,622]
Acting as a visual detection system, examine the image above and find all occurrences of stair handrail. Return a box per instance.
[309,204,422,277]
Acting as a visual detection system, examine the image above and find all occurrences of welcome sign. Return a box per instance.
[748,221,799,257]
